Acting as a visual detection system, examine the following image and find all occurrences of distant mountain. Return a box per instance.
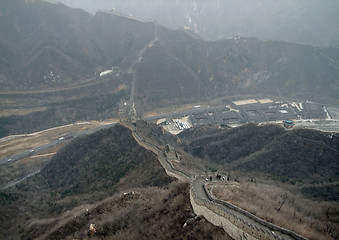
[46,0,339,47]
[1,0,338,108]
[0,0,154,89]
[136,29,339,110]
[180,124,339,185]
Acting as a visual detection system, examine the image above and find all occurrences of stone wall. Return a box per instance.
[189,179,308,240]
[190,190,258,240]
[202,183,307,240]
[124,121,307,240]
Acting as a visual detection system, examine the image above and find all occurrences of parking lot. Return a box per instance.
[155,99,339,133]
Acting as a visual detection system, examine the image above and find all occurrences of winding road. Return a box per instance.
[0,123,117,166]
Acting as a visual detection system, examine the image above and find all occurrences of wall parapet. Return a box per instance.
[188,179,308,240]
[202,183,307,240]
[190,189,257,240]
[124,121,308,240]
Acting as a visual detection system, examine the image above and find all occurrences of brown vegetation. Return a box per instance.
[25,183,229,240]
[182,124,339,185]
[211,182,339,240]
[0,125,232,239]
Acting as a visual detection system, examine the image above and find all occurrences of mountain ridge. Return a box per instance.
[45,0,339,47]
[180,123,339,185]
[0,123,233,239]
[0,0,338,107]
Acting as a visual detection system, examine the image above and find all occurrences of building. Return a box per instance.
[283,120,294,129]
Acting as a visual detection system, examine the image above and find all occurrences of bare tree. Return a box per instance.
[322,206,335,236]
[276,193,288,212]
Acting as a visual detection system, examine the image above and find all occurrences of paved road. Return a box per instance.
[0,140,61,166]
[0,123,116,166]
[0,123,117,190]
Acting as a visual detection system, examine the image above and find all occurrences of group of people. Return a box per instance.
[205,173,230,182]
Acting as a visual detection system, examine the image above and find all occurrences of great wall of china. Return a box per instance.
[121,121,308,240]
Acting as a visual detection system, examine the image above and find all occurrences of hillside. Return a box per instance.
[133,28,339,111]
[157,29,339,102]
[46,0,339,47]
[24,183,228,240]
[0,0,338,140]
[0,89,127,137]
[40,124,172,195]
[180,124,339,186]
[134,41,202,111]
[0,124,230,239]
[0,0,338,105]
[1,1,338,238]
[0,0,154,90]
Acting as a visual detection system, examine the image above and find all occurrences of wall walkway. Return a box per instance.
[121,121,308,240]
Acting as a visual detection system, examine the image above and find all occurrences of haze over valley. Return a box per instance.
[45,0,339,47]
[0,1,338,239]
